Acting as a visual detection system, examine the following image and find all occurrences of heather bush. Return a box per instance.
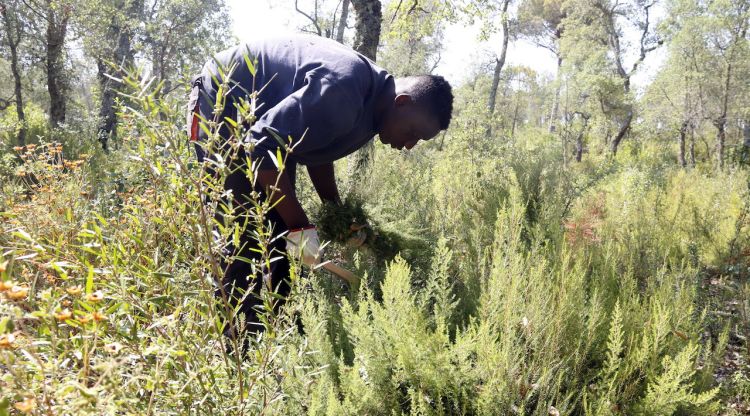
[1,71,747,415]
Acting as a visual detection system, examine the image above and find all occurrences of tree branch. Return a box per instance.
[19,0,49,23]
[629,1,660,76]
[295,0,322,36]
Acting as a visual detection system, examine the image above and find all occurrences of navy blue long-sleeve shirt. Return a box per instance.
[195,34,393,169]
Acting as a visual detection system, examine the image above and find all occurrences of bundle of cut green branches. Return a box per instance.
[313,196,428,261]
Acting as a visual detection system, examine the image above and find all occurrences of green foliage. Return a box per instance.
[0,103,49,145]
[314,195,431,265]
[2,49,749,416]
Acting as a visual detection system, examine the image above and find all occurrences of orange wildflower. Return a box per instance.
[92,311,107,322]
[0,333,16,349]
[77,314,91,324]
[55,308,73,321]
[13,146,23,151]
[0,280,14,292]
[66,285,83,296]
[14,397,36,413]
[86,290,104,303]
[5,285,29,301]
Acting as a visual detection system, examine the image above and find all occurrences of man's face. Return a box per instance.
[378,95,442,150]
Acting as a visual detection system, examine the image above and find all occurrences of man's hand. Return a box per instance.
[286,226,322,266]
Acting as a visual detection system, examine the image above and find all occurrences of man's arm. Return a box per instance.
[257,168,310,229]
[307,162,341,205]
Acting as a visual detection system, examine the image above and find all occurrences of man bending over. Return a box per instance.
[187,33,453,341]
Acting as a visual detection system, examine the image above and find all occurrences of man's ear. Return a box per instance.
[394,94,414,107]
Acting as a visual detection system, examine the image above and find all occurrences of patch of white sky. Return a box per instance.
[227,0,665,92]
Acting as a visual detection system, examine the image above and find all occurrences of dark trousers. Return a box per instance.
[215,162,292,337]
[188,78,292,342]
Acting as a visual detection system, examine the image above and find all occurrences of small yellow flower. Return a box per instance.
[86,290,104,303]
[92,311,107,322]
[5,285,29,301]
[55,308,73,321]
[77,313,91,324]
[0,280,14,292]
[13,146,23,151]
[26,144,37,150]
[66,285,83,296]
[104,342,123,354]
[14,397,36,413]
[61,299,72,307]
[0,333,16,349]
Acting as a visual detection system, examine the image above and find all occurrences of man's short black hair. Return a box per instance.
[404,75,454,130]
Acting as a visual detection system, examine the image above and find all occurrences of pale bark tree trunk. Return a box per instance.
[1,2,26,146]
[549,55,562,133]
[714,59,734,169]
[689,127,696,167]
[350,0,381,60]
[485,0,510,138]
[487,0,510,116]
[574,112,589,163]
[46,0,70,130]
[97,0,141,151]
[678,121,688,168]
[715,119,726,169]
[336,0,349,43]
[347,0,382,188]
[510,87,520,138]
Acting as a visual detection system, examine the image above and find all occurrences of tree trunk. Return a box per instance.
[97,0,140,151]
[549,55,562,133]
[574,113,589,163]
[510,90,520,138]
[740,120,750,164]
[575,132,584,162]
[347,0,381,185]
[689,127,696,167]
[350,0,381,60]
[610,109,633,155]
[46,0,70,130]
[336,0,349,43]
[714,57,734,169]
[1,3,26,146]
[485,0,510,138]
[678,121,688,168]
[487,0,510,116]
[714,118,726,169]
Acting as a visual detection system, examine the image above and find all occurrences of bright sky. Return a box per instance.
[227,0,663,90]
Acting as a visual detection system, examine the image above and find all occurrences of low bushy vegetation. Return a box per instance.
[0,73,748,415]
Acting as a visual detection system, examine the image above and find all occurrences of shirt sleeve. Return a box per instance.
[247,72,361,169]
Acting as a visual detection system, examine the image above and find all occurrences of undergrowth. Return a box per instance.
[0,72,748,415]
